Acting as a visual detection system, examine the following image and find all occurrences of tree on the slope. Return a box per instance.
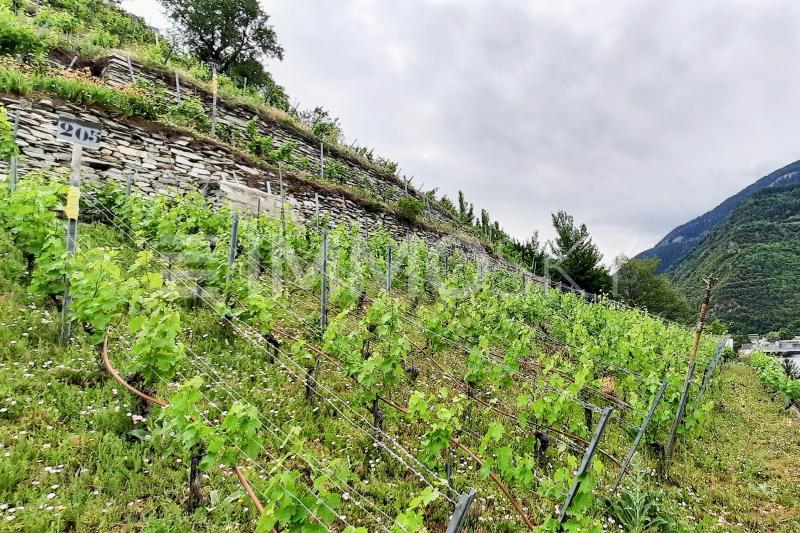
[521,232,547,276]
[613,256,691,322]
[548,210,611,294]
[160,0,283,74]
[457,191,474,227]
[298,106,343,143]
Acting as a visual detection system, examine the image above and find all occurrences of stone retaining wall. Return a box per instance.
[96,54,454,226]
[0,96,501,263]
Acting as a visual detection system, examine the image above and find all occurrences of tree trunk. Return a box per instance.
[371,398,384,444]
[264,332,279,364]
[187,444,207,512]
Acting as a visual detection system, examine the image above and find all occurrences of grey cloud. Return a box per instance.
[123,0,800,262]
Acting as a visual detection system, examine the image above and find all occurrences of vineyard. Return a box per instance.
[0,171,725,531]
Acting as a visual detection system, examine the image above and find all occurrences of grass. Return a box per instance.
[0,219,797,532]
[652,360,800,532]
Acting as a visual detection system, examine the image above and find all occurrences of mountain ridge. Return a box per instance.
[636,159,800,272]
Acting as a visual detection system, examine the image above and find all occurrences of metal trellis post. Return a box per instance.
[279,163,286,237]
[386,244,392,291]
[125,170,134,196]
[314,193,320,228]
[558,407,613,524]
[226,212,239,285]
[320,230,328,332]
[126,55,136,83]
[697,337,728,402]
[611,379,670,493]
[446,488,477,533]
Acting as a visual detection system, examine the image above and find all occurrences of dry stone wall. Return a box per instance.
[0,95,502,264]
[97,54,454,226]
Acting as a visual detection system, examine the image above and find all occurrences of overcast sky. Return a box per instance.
[122,0,800,262]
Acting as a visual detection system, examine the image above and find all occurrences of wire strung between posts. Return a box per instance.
[113,330,396,532]
[82,196,456,506]
[110,333,317,529]
[214,211,640,392]
[87,195,620,471]
[240,240,643,442]
[236,244,613,439]
[240,240,612,416]
[420,272,643,384]
[178,350,399,531]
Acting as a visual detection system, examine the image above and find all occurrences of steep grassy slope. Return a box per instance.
[637,160,800,272]
[667,183,800,334]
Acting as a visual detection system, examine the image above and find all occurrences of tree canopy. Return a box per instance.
[548,211,611,294]
[613,256,691,322]
[160,0,283,73]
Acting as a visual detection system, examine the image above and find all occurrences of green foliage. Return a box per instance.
[300,106,343,143]
[0,67,159,118]
[166,96,209,130]
[669,184,800,334]
[606,467,675,533]
[128,294,184,387]
[613,256,690,322]
[0,104,18,160]
[396,196,425,223]
[550,210,611,294]
[0,11,45,59]
[160,0,283,72]
[751,351,800,405]
[324,158,349,181]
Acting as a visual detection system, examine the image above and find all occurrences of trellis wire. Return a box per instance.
[82,195,455,505]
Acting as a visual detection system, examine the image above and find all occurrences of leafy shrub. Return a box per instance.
[0,105,19,160]
[167,96,209,130]
[324,159,348,182]
[0,12,45,58]
[751,351,800,405]
[606,468,676,533]
[88,30,119,48]
[396,196,425,223]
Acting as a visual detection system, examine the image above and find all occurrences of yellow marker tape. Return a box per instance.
[65,186,80,220]
[211,71,217,96]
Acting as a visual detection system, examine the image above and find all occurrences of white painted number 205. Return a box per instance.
[58,122,100,144]
[56,117,104,149]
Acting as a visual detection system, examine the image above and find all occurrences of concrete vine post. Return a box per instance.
[60,143,82,344]
[210,65,218,136]
[55,115,103,344]
[8,108,19,191]
[665,274,716,465]
[278,163,286,238]
[320,141,324,181]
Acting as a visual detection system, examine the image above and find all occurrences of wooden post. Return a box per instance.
[175,70,181,104]
[665,275,716,463]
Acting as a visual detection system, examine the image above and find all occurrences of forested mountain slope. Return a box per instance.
[667,183,800,334]
[637,160,800,272]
